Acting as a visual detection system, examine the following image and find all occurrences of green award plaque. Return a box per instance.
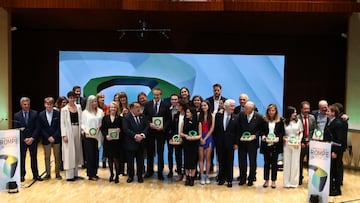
[241,131,252,141]
[188,130,197,137]
[288,134,299,145]
[89,128,97,137]
[152,117,163,129]
[266,133,277,143]
[108,128,119,140]
[312,128,323,141]
[170,134,182,145]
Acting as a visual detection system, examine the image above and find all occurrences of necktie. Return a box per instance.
[304,115,308,138]
[154,102,159,115]
[225,115,230,130]
[24,111,29,125]
[136,116,140,125]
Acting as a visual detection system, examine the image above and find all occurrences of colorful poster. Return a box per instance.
[308,141,331,203]
[0,129,20,190]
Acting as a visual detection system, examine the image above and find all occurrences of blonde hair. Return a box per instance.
[264,104,280,123]
[44,97,54,104]
[107,101,120,115]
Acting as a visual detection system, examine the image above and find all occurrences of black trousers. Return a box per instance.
[20,141,39,178]
[263,148,279,181]
[167,139,183,174]
[217,144,234,182]
[300,142,309,180]
[146,133,165,174]
[239,142,257,182]
[330,152,342,195]
[119,145,126,175]
[126,148,144,178]
[83,138,99,177]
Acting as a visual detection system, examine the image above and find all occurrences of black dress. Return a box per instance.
[100,115,122,158]
[182,118,199,169]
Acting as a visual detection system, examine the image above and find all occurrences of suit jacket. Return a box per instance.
[206,96,227,113]
[234,105,258,115]
[122,113,149,151]
[237,111,267,148]
[260,119,285,154]
[324,117,347,154]
[213,112,238,148]
[13,109,39,142]
[297,114,317,143]
[38,109,61,145]
[143,100,171,135]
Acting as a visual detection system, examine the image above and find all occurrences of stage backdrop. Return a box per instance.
[0,129,20,190]
[59,51,285,115]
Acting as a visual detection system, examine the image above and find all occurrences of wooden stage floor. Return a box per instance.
[2,151,360,203]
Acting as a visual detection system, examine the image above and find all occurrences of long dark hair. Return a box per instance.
[199,100,212,127]
[284,106,297,126]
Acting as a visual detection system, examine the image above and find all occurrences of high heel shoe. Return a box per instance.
[109,174,114,182]
[271,181,276,188]
[114,175,119,184]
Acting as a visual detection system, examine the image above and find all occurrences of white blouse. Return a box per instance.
[81,108,104,148]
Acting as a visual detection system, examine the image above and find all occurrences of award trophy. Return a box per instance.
[240,131,252,141]
[312,128,324,141]
[108,128,119,140]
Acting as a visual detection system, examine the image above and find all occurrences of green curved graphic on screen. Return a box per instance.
[83,76,179,99]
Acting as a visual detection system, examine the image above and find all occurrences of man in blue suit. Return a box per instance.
[38,97,62,180]
[13,97,43,182]
[122,102,149,183]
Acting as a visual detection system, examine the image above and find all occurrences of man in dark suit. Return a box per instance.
[238,101,266,186]
[122,102,149,183]
[13,97,43,182]
[73,85,86,110]
[206,83,227,113]
[213,99,238,188]
[324,105,347,196]
[206,83,227,172]
[143,87,171,180]
[297,101,316,185]
[38,97,62,180]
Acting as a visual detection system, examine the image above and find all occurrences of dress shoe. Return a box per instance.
[218,180,225,185]
[158,174,164,180]
[74,176,84,180]
[114,175,119,183]
[109,174,114,182]
[33,176,43,181]
[66,178,75,181]
[299,179,303,185]
[176,174,183,182]
[247,181,254,186]
[88,176,98,181]
[185,176,190,186]
[56,174,62,180]
[189,177,194,186]
[239,180,246,186]
[167,171,173,178]
[43,175,51,180]
[127,177,134,183]
[144,173,153,178]
[271,182,276,189]
[21,177,25,182]
[227,182,232,188]
[138,176,144,183]
[330,190,341,196]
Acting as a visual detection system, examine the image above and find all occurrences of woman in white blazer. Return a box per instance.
[61,91,83,181]
[81,95,104,180]
[283,106,303,188]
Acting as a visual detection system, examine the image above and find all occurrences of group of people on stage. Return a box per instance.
[13,84,348,196]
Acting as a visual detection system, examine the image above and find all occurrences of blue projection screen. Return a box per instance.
[59,51,285,115]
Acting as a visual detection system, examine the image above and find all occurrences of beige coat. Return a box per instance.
[61,104,84,170]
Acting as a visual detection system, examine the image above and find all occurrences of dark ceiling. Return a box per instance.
[10,8,350,37]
